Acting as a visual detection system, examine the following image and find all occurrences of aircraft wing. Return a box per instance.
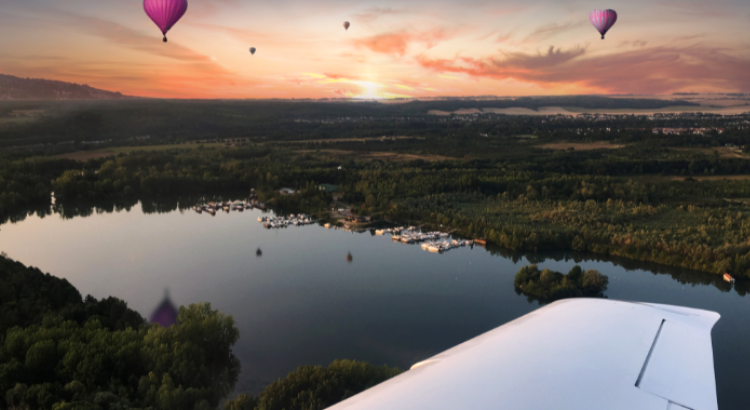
[328,299,720,410]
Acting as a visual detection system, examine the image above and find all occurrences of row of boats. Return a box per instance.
[391,228,451,244]
[378,227,473,254]
[258,214,315,229]
[421,239,473,253]
[193,200,266,215]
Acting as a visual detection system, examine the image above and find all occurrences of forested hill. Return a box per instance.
[0,74,129,100]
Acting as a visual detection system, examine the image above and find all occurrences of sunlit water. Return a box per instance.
[1,202,748,409]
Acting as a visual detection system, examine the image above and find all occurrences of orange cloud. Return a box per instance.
[1,11,258,98]
[323,73,358,80]
[353,29,451,57]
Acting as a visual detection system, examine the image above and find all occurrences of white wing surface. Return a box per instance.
[328,299,720,410]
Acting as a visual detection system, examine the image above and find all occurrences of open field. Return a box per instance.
[276,136,421,144]
[672,147,748,159]
[56,142,229,161]
[298,149,453,162]
[106,143,227,153]
[540,141,625,151]
[56,151,117,161]
[0,117,38,126]
[429,105,750,116]
[669,175,750,181]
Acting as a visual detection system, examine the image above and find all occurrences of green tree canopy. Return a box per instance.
[224,360,402,410]
[514,265,609,303]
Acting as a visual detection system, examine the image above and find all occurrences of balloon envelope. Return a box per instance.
[250,47,256,55]
[144,0,188,41]
[589,9,617,39]
[343,21,350,30]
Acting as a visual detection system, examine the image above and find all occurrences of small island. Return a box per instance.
[514,264,609,303]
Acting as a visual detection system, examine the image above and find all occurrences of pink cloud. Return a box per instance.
[522,21,586,44]
[658,1,731,18]
[187,0,241,18]
[352,7,406,24]
[417,45,750,94]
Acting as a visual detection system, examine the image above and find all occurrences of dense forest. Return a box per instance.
[0,96,710,148]
[5,142,750,279]
[1,99,750,281]
[223,360,401,410]
[514,264,609,303]
[0,256,240,410]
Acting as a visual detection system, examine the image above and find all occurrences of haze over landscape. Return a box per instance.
[1,0,749,99]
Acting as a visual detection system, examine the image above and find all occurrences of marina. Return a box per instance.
[258,214,315,229]
[378,227,472,254]
[193,199,266,216]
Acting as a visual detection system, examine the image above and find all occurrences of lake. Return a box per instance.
[1,200,748,409]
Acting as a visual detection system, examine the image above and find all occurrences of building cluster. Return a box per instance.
[652,127,725,135]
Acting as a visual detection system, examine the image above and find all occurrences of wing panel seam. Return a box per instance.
[636,318,665,388]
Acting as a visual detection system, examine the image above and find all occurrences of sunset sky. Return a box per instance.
[0,0,748,99]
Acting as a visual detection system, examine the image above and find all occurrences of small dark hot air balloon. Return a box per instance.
[150,289,178,327]
[250,47,256,55]
[346,252,353,263]
[589,9,617,40]
[343,21,350,31]
[256,247,262,257]
[144,0,188,43]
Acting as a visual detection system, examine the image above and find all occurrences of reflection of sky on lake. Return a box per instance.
[1,203,747,408]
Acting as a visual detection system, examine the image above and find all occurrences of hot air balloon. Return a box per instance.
[343,21,350,31]
[144,0,188,43]
[589,9,617,40]
[250,47,256,55]
[150,289,178,327]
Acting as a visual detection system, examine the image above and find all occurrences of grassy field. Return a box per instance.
[56,142,229,161]
[56,151,117,161]
[276,136,421,144]
[672,147,748,159]
[540,141,626,151]
[669,175,750,181]
[297,149,452,162]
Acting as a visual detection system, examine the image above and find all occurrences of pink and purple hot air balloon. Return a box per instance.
[143,0,188,43]
[589,9,617,40]
[150,289,178,327]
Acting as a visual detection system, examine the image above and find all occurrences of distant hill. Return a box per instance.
[0,74,130,100]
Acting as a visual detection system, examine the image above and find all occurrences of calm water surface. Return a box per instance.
[1,202,748,409]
